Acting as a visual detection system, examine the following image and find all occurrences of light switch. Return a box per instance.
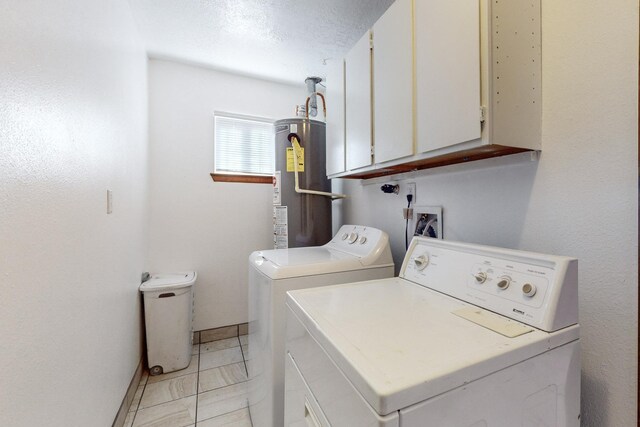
[107,190,113,214]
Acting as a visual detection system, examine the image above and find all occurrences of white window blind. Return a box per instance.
[214,113,275,176]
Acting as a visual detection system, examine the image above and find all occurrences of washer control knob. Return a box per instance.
[497,276,511,290]
[414,254,430,270]
[522,283,537,297]
[473,272,487,284]
[347,232,359,244]
[341,233,349,241]
[358,236,367,244]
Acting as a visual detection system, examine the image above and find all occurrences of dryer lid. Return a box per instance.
[286,278,580,416]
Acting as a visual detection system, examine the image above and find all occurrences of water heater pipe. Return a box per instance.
[305,77,322,117]
[288,134,346,200]
[305,92,327,121]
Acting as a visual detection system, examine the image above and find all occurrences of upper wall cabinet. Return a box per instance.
[325,59,346,176]
[415,0,481,153]
[344,30,373,171]
[327,0,542,180]
[373,0,413,164]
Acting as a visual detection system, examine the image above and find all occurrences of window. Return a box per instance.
[212,113,274,183]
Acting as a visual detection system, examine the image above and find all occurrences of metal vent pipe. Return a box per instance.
[305,76,322,117]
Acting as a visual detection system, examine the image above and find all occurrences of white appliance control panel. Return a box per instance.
[400,237,578,332]
[469,262,550,309]
[327,225,391,264]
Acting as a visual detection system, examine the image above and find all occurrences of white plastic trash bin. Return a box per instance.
[140,271,197,376]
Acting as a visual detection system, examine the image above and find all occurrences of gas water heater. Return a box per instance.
[273,118,331,248]
[272,77,346,249]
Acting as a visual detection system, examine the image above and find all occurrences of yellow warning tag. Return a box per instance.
[286,147,304,172]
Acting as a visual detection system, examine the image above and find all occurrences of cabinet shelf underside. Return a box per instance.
[336,145,532,180]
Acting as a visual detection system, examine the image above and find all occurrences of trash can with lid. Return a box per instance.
[140,272,197,376]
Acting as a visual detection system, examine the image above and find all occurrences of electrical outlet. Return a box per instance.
[412,206,443,239]
[407,182,416,204]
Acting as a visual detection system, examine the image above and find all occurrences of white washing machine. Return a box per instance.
[285,237,580,426]
[248,225,395,427]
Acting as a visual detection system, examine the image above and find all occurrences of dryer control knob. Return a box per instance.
[522,283,537,297]
[347,232,359,244]
[414,254,430,270]
[358,236,367,244]
[341,233,349,241]
[497,276,512,290]
[473,272,487,284]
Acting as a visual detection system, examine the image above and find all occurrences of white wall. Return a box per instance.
[338,0,638,426]
[147,60,302,330]
[0,1,148,426]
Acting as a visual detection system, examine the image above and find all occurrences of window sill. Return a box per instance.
[210,173,273,184]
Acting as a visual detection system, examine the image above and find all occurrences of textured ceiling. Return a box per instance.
[128,0,394,85]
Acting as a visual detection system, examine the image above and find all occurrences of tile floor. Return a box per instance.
[124,335,252,427]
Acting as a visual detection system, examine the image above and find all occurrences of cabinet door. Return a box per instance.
[345,30,373,171]
[373,0,414,164]
[325,59,345,176]
[415,0,481,153]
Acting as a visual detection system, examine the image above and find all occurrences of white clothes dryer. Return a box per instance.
[248,225,395,427]
[285,236,580,427]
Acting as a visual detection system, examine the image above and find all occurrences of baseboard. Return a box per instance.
[112,358,144,427]
[193,322,249,344]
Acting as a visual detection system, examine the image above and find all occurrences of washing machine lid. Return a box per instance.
[286,278,580,416]
[139,272,197,291]
[251,247,370,279]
